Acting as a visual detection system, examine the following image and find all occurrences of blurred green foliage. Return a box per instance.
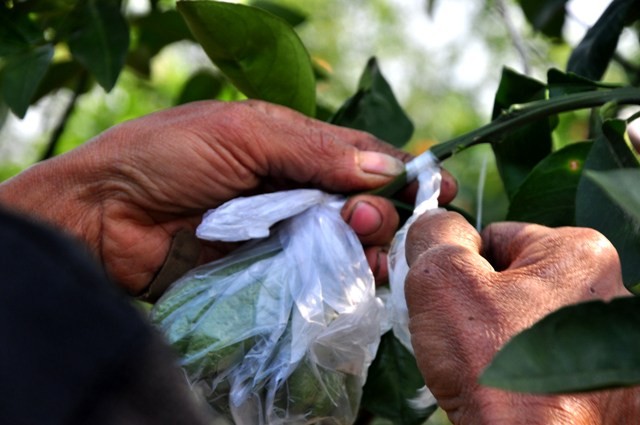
[0,0,574,223]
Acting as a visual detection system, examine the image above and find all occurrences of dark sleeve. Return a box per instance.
[0,207,215,425]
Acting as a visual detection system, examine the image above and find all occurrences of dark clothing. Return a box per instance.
[0,207,212,425]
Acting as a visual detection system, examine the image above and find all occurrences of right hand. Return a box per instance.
[404,210,638,424]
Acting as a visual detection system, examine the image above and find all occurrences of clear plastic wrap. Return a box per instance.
[387,151,441,408]
[151,189,382,425]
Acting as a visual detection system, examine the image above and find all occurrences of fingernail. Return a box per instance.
[348,201,383,236]
[359,151,405,177]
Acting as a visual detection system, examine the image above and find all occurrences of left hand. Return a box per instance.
[404,210,635,424]
[0,100,456,294]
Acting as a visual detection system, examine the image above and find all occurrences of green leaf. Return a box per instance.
[249,1,307,27]
[567,0,637,81]
[13,0,82,40]
[314,103,335,122]
[0,44,54,118]
[586,169,640,226]
[0,99,8,128]
[576,119,640,288]
[138,9,193,55]
[516,0,569,39]
[361,332,436,425]
[330,57,413,148]
[0,9,44,56]
[491,67,553,199]
[140,10,191,52]
[547,68,621,97]
[31,60,85,103]
[11,0,79,17]
[176,69,224,105]
[128,9,193,77]
[67,0,129,91]
[481,296,640,393]
[177,1,316,116]
[507,142,591,226]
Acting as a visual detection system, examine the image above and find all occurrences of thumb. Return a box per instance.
[248,101,407,192]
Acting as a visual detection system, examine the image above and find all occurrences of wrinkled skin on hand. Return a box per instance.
[405,210,640,425]
[0,100,456,294]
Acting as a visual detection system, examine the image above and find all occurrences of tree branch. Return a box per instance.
[494,0,531,76]
[40,71,88,161]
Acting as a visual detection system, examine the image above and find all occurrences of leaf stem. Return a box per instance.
[372,87,640,199]
[431,87,640,161]
[370,87,640,198]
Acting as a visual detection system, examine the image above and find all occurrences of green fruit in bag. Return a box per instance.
[151,240,363,424]
[273,359,361,423]
[151,244,281,377]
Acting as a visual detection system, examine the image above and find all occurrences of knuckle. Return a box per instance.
[406,245,472,294]
[242,99,299,121]
[407,212,444,243]
[406,252,440,300]
[561,227,617,258]
[553,227,621,277]
[310,128,340,154]
[350,131,409,160]
[407,211,474,251]
[240,98,266,111]
[438,244,478,273]
[356,132,385,148]
[579,228,618,260]
[220,101,256,128]
[578,226,611,245]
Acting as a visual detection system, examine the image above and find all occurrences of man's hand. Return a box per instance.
[404,210,638,424]
[0,100,456,294]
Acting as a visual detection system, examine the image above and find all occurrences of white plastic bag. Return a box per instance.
[151,189,383,425]
[387,151,441,408]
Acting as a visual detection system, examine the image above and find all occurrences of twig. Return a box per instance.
[431,86,640,161]
[494,0,531,75]
[370,86,640,198]
[40,71,88,161]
